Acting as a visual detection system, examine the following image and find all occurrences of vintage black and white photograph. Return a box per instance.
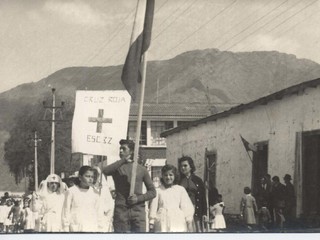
[0,0,320,238]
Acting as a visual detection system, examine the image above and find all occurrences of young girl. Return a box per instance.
[240,187,257,230]
[3,199,13,233]
[92,166,114,232]
[22,198,35,233]
[8,199,23,233]
[149,164,194,232]
[0,200,6,232]
[34,174,68,232]
[62,166,101,232]
[210,194,226,232]
[258,200,271,231]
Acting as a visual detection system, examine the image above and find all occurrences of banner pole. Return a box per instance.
[130,52,147,196]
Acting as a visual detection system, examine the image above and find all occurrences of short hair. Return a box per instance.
[160,164,180,186]
[74,166,94,186]
[79,165,93,176]
[119,139,135,152]
[178,156,196,174]
[272,176,280,182]
[244,187,251,194]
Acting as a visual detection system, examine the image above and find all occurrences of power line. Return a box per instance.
[209,0,276,48]
[155,0,170,14]
[224,0,316,51]
[109,0,198,65]
[218,0,290,50]
[99,1,176,67]
[237,0,318,52]
[152,0,198,42]
[153,0,194,33]
[159,0,238,59]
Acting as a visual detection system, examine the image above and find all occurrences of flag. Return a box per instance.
[240,135,257,152]
[72,90,131,159]
[121,0,155,101]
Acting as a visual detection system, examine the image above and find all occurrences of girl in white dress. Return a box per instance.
[22,198,35,232]
[92,166,114,232]
[62,166,101,232]
[210,194,226,231]
[149,164,194,232]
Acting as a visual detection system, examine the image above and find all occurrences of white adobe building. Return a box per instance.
[161,78,320,218]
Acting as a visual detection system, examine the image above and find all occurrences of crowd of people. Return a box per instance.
[0,138,296,233]
[240,173,296,231]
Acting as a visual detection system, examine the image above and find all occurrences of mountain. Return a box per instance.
[1,48,320,191]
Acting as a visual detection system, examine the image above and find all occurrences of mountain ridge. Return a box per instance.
[1,48,320,191]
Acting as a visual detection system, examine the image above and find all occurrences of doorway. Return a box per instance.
[252,141,268,195]
[302,132,320,215]
[205,150,217,205]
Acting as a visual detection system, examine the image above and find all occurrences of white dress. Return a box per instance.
[210,202,226,229]
[149,185,194,232]
[94,178,114,232]
[62,185,100,232]
[22,207,35,230]
[3,205,12,226]
[38,192,65,232]
[0,205,6,223]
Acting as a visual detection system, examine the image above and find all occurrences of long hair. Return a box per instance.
[178,156,196,175]
[160,164,180,187]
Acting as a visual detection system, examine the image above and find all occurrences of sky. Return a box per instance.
[1,0,320,93]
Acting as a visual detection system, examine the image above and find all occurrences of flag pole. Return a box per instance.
[130,52,148,196]
[203,148,210,232]
[245,149,253,163]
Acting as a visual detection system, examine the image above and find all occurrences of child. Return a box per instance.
[34,174,68,232]
[0,200,6,232]
[210,194,226,232]
[258,200,271,231]
[149,164,194,232]
[3,199,13,233]
[62,166,101,232]
[240,187,257,230]
[92,166,114,232]
[8,199,23,233]
[22,198,35,233]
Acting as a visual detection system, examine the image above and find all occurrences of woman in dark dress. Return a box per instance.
[178,156,207,232]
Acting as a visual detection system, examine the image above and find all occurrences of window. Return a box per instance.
[127,121,147,145]
[150,121,173,146]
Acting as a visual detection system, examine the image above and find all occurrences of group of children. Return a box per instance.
[0,197,34,233]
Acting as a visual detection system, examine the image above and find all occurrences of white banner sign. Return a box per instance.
[72,90,131,157]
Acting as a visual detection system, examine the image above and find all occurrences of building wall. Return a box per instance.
[165,86,320,214]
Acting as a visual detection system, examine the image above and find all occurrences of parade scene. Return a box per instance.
[1,0,320,235]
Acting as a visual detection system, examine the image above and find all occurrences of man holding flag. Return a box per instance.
[102,0,156,232]
[102,139,156,232]
[104,0,156,232]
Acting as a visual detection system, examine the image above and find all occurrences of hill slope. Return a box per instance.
[1,48,320,191]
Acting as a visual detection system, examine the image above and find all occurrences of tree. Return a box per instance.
[4,99,76,189]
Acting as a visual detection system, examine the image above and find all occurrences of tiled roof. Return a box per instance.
[161,77,320,137]
[129,103,233,117]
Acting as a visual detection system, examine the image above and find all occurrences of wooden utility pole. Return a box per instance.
[31,131,41,192]
[41,88,65,174]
